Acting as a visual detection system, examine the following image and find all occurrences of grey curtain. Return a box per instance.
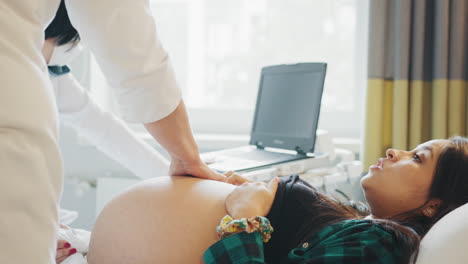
[363,0,468,167]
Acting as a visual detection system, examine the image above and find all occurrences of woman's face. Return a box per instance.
[361,139,449,218]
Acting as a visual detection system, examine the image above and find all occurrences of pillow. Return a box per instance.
[416,203,468,264]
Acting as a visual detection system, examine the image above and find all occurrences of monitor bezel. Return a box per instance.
[249,63,327,154]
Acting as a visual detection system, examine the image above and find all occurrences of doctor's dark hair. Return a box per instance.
[45,0,80,46]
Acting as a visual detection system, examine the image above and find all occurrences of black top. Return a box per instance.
[264,175,347,263]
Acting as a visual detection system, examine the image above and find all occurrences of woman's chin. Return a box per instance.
[360,172,372,189]
[360,171,380,192]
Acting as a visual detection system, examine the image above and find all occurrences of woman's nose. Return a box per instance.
[386,149,399,161]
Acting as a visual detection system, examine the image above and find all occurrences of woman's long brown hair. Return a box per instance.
[300,136,468,263]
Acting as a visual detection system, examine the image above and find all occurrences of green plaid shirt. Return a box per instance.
[203,219,403,264]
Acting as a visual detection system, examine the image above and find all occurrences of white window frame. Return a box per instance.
[185,0,369,140]
[85,0,369,152]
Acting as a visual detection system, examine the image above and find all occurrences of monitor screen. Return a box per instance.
[254,71,323,137]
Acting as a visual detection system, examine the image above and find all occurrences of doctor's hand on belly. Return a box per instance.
[169,157,226,181]
[225,171,254,185]
[144,101,227,182]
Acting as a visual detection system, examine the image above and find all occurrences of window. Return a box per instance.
[90,0,369,139]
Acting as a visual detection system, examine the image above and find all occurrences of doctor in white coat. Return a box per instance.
[43,4,173,262]
[49,44,171,179]
[0,0,225,263]
[44,1,169,180]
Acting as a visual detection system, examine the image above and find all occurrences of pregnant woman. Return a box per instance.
[87,137,468,264]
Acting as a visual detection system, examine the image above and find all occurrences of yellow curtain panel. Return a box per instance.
[363,0,468,168]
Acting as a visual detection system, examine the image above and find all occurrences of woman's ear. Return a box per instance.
[422,199,442,217]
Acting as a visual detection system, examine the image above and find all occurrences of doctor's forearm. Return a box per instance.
[144,100,200,163]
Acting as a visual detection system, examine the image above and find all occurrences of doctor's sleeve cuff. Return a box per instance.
[203,232,265,264]
[114,60,182,124]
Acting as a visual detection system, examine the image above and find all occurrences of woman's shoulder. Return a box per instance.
[277,175,320,200]
[314,219,401,243]
[289,219,404,263]
[267,175,321,225]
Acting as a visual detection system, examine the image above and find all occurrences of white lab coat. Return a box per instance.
[0,0,181,263]
[50,71,169,178]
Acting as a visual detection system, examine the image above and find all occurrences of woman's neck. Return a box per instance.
[42,38,56,64]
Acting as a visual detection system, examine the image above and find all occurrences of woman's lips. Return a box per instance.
[370,158,384,170]
[377,158,384,168]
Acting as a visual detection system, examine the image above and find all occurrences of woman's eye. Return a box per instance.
[412,154,422,162]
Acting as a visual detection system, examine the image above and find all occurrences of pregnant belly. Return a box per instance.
[87,176,236,264]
